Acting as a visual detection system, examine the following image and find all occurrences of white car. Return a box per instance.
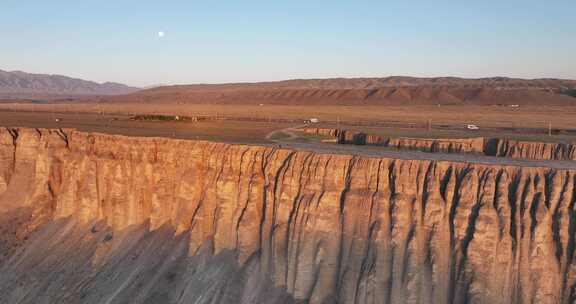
[466,124,480,130]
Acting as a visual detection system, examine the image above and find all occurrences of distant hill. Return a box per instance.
[102,76,576,106]
[0,69,139,98]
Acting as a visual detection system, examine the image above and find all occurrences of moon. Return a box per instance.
[158,31,165,38]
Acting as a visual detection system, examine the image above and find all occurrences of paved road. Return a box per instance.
[266,127,576,170]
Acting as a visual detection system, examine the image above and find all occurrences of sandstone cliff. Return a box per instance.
[0,128,575,303]
[487,138,576,160]
[302,127,576,161]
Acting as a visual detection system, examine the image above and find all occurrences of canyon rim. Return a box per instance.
[0,128,575,303]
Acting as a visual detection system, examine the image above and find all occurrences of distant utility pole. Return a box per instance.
[427,119,432,132]
[337,116,340,128]
[548,121,552,137]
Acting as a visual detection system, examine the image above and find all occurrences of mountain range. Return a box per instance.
[3,70,576,105]
[0,69,139,98]
[105,76,576,106]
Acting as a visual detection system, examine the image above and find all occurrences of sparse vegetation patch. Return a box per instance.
[131,114,193,122]
[563,89,576,98]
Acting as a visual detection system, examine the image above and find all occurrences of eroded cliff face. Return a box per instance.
[302,127,576,161]
[488,138,576,161]
[1,128,575,304]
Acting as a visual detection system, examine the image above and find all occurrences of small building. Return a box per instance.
[309,118,320,123]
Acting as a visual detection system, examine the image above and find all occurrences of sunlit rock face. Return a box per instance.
[0,128,575,304]
[488,138,576,160]
[303,127,576,160]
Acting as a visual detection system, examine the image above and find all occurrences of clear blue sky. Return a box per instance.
[2,0,575,87]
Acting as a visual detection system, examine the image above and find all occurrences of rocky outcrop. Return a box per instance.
[301,127,343,138]
[302,128,576,161]
[486,138,576,160]
[1,128,576,303]
[388,137,485,153]
[302,128,486,153]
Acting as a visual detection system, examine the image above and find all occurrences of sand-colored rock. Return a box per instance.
[303,127,576,161]
[303,128,488,153]
[0,128,575,303]
[487,138,576,160]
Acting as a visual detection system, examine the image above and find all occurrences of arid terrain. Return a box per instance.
[1,77,576,303]
[2,102,576,142]
[98,76,576,106]
[1,127,576,304]
[0,69,138,98]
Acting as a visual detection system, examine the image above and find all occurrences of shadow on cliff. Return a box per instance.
[0,218,295,304]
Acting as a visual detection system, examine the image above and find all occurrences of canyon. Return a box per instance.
[0,127,575,303]
[302,127,576,161]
